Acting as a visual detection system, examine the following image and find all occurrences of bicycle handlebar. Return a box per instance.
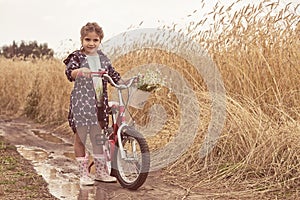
[90,71,139,90]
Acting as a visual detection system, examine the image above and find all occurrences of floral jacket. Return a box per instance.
[63,50,121,133]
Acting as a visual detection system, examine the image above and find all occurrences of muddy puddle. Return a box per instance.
[1,124,105,200]
[14,129,118,200]
[16,145,81,200]
[15,145,138,200]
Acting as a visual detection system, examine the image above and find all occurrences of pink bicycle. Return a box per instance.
[89,71,150,190]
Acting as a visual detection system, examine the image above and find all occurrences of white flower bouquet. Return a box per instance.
[136,69,166,92]
[129,69,167,108]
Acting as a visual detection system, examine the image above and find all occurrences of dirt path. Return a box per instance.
[0,116,198,200]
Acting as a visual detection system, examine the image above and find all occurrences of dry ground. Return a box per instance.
[0,135,58,200]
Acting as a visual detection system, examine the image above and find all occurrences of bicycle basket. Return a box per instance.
[128,87,151,109]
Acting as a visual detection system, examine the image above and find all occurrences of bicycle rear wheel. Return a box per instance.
[111,126,150,190]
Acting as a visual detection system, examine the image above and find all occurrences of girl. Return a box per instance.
[63,22,121,186]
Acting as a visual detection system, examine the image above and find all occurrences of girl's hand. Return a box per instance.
[72,68,91,79]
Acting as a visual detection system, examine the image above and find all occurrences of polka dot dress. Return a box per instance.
[72,76,98,127]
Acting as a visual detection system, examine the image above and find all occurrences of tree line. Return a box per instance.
[0,41,54,60]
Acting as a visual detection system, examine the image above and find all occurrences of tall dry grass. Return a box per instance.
[0,0,299,198]
[162,0,300,198]
[0,59,72,125]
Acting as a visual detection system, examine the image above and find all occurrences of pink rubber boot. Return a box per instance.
[76,157,94,186]
[94,154,117,182]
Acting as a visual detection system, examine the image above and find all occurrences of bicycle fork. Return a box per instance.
[110,92,129,160]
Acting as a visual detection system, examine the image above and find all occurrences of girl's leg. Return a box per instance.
[74,131,86,157]
[75,127,94,186]
[89,124,116,182]
[89,125,104,155]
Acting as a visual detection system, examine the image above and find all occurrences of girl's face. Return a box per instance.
[81,31,101,55]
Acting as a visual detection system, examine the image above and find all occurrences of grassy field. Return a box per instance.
[0,136,58,199]
[0,0,299,199]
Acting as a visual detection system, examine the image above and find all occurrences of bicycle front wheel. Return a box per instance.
[112,126,150,190]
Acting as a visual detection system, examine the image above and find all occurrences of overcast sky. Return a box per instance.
[0,0,298,53]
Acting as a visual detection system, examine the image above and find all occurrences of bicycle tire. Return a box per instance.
[111,126,150,190]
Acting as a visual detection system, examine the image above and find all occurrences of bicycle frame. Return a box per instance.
[91,71,138,160]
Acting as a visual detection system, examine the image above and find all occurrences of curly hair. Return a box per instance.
[80,22,104,41]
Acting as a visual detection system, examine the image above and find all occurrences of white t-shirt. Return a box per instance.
[87,55,103,104]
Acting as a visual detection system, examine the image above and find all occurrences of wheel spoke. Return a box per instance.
[114,128,150,190]
[117,137,142,183]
